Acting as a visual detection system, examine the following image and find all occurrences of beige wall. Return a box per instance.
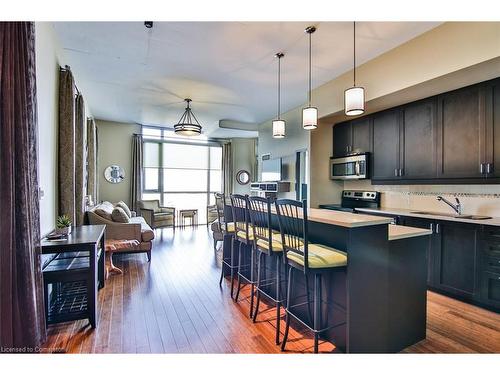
[36,22,61,235]
[231,138,257,195]
[96,120,141,206]
[308,22,500,208]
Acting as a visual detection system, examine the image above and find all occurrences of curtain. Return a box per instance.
[58,67,76,223]
[0,21,46,349]
[222,142,233,196]
[74,93,85,225]
[86,117,97,205]
[131,134,143,212]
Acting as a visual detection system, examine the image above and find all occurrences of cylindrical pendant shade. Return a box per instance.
[344,86,365,116]
[302,106,318,130]
[272,119,286,138]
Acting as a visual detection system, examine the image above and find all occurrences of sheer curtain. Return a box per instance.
[131,134,143,212]
[0,21,46,348]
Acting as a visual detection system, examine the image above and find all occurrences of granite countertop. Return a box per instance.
[355,207,500,227]
[388,224,432,241]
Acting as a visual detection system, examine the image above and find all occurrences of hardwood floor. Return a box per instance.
[42,226,500,354]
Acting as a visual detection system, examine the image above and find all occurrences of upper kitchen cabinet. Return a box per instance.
[332,118,371,158]
[400,98,438,180]
[332,122,352,157]
[372,109,401,180]
[436,83,486,179]
[484,78,500,178]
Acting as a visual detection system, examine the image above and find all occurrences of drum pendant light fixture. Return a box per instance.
[344,22,365,116]
[173,98,202,136]
[302,26,318,130]
[272,52,286,139]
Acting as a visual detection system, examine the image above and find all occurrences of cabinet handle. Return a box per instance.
[436,223,440,233]
[430,223,434,233]
[487,163,493,174]
[394,169,398,177]
[400,168,404,177]
[480,163,484,174]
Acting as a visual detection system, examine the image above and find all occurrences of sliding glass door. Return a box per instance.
[142,138,222,225]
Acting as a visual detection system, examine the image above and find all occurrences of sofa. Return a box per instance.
[86,201,155,261]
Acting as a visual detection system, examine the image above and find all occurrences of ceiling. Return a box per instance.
[52,21,441,137]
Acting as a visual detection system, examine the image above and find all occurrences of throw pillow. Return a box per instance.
[112,207,130,223]
[94,204,113,221]
[116,201,132,218]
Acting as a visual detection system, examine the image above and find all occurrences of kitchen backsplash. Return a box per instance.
[344,180,500,217]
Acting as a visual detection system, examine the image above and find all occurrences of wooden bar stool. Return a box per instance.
[216,193,238,298]
[231,194,256,318]
[275,199,348,353]
[248,196,286,345]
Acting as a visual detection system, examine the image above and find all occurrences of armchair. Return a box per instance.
[138,200,176,230]
[206,204,218,226]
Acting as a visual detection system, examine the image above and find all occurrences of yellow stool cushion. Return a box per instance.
[221,222,235,233]
[286,243,347,269]
[255,233,304,252]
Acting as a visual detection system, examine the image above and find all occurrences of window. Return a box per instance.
[142,127,222,225]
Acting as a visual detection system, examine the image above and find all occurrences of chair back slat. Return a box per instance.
[248,196,272,245]
[230,194,250,241]
[275,199,309,273]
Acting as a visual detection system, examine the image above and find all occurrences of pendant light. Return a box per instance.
[302,26,317,130]
[344,21,365,116]
[272,52,286,139]
[173,98,202,136]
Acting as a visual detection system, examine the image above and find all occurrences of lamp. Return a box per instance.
[174,98,202,136]
[344,22,365,116]
[302,26,318,130]
[273,52,286,139]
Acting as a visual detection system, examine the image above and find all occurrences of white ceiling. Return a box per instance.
[52,21,441,137]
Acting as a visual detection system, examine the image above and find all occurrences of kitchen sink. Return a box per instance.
[410,211,492,220]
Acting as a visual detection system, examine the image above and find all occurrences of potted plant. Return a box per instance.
[55,214,72,236]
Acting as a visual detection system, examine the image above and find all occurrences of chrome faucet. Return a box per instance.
[436,196,463,215]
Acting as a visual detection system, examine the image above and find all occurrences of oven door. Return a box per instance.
[330,155,368,180]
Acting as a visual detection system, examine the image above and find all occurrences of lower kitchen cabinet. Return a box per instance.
[480,271,500,309]
[432,222,479,300]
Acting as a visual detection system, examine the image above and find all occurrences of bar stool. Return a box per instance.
[248,196,286,345]
[231,194,256,318]
[216,193,237,298]
[275,199,347,354]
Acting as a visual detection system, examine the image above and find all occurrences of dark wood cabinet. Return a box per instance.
[436,84,486,179]
[485,79,500,177]
[332,119,371,158]
[433,222,479,299]
[351,118,371,155]
[372,109,401,180]
[400,99,437,179]
[332,122,352,157]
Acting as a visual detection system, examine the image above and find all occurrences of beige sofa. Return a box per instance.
[87,202,155,261]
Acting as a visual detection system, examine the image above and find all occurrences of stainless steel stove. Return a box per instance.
[319,190,380,212]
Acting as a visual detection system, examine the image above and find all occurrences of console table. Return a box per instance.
[41,225,106,328]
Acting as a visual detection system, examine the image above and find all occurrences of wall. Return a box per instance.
[96,120,141,206]
[35,22,62,235]
[308,22,500,208]
[231,138,256,195]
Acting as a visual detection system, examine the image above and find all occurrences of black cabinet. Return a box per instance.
[485,79,500,177]
[436,84,486,179]
[372,109,401,180]
[332,122,352,157]
[478,226,500,309]
[433,222,479,299]
[400,99,437,179]
[332,118,371,158]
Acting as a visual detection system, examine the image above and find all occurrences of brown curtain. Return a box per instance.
[131,134,143,211]
[222,142,233,196]
[0,22,46,349]
[58,67,76,222]
[75,93,85,225]
[86,117,97,204]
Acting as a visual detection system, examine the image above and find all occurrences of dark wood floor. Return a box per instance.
[42,226,500,354]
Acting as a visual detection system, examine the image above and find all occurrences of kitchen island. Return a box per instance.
[222,205,432,353]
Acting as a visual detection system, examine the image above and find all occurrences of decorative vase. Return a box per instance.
[55,226,71,236]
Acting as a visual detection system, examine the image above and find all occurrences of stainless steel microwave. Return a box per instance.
[330,153,369,180]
